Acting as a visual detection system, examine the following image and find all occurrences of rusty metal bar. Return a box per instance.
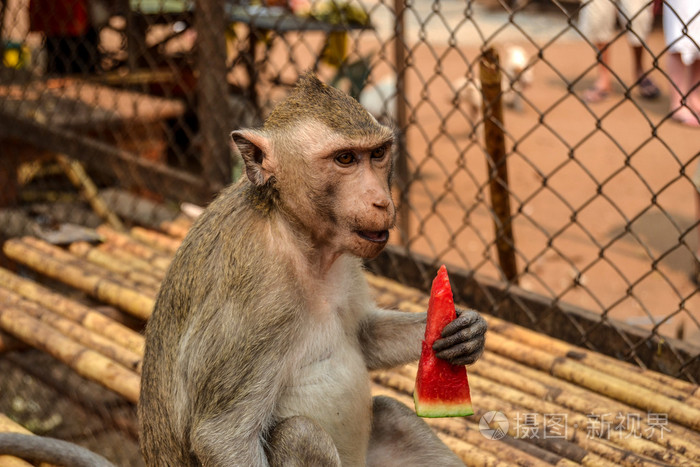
[394,0,409,245]
[480,47,518,284]
[196,0,234,193]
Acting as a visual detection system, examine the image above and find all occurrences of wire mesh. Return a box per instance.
[0,0,699,461]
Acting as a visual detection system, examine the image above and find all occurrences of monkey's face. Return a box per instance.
[327,142,396,259]
[276,124,396,260]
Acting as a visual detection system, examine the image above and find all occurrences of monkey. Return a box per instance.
[138,72,487,466]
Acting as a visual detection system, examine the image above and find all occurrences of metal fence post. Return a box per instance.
[480,47,518,284]
[394,0,410,245]
[196,0,234,194]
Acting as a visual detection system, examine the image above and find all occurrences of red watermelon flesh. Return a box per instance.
[414,265,473,417]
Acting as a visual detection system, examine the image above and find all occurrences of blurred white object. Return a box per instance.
[454,45,535,124]
[181,202,204,220]
[359,76,397,122]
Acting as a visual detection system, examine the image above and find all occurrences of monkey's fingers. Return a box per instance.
[433,333,485,366]
[432,310,486,366]
[438,309,487,341]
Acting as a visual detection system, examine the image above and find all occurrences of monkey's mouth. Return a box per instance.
[356,230,390,244]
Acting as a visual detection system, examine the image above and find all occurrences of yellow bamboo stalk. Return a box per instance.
[0,267,144,355]
[373,370,632,467]
[391,296,700,424]
[389,365,696,466]
[0,307,140,403]
[96,225,172,270]
[69,241,161,291]
[55,154,125,231]
[22,237,153,296]
[0,415,35,467]
[159,219,190,239]
[365,273,426,304]
[130,226,181,254]
[485,332,700,432]
[0,288,142,372]
[370,384,553,467]
[0,415,30,435]
[3,238,154,320]
[470,374,694,464]
[475,353,700,460]
[95,241,168,277]
[485,316,697,399]
[437,432,512,467]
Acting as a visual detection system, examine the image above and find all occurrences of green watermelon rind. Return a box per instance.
[413,392,474,418]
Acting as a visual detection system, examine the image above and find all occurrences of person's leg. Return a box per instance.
[667,52,700,126]
[585,43,614,102]
[632,45,660,99]
[689,59,700,115]
[624,0,659,99]
[580,0,616,102]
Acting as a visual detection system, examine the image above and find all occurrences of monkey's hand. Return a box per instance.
[432,309,487,366]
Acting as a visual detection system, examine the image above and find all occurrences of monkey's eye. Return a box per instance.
[371,146,386,160]
[335,152,356,166]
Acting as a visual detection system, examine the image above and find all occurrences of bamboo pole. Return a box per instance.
[96,242,169,277]
[0,288,142,373]
[385,296,700,433]
[470,374,692,464]
[0,307,140,403]
[0,267,144,354]
[3,238,154,320]
[55,154,125,231]
[96,225,173,270]
[373,370,629,467]
[0,415,36,467]
[19,236,150,296]
[376,368,683,467]
[370,384,553,467]
[130,226,181,254]
[485,315,698,400]
[159,219,191,239]
[476,352,700,453]
[69,241,162,291]
[485,332,700,432]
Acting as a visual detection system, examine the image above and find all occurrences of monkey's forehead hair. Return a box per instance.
[263,73,389,140]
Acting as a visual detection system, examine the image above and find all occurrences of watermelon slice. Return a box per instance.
[414,265,474,417]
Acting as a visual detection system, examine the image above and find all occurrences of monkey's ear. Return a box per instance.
[231,130,275,186]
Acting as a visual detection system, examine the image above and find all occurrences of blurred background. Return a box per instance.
[0,0,698,463]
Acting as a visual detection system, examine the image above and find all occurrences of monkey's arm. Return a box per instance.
[358,308,487,371]
[358,309,426,370]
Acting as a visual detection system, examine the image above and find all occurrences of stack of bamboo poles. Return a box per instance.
[0,218,699,466]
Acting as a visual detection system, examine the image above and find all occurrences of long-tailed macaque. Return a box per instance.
[138,73,487,466]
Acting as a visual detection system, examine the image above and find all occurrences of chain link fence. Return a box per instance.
[0,1,698,456]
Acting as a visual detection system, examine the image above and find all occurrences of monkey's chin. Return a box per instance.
[352,230,390,259]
